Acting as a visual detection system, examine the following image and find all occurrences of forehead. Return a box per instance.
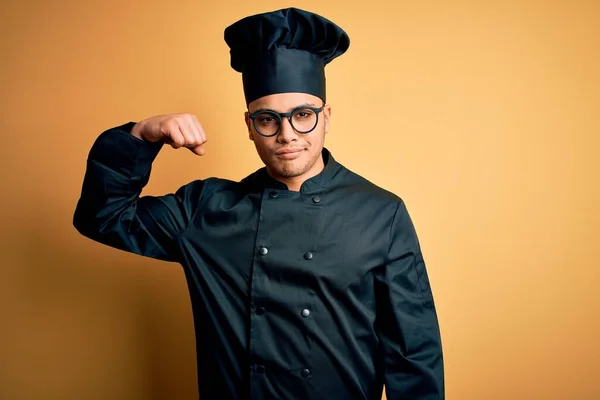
[248,92,322,112]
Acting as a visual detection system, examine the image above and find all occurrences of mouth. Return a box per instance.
[274,148,305,160]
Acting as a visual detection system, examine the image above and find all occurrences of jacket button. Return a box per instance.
[259,247,268,255]
[301,309,310,318]
[269,191,278,198]
[312,196,321,203]
[256,306,266,315]
[303,252,313,260]
[255,364,266,373]
[301,368,311,378]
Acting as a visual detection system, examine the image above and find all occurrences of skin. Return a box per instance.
[131,92,331,192]
[245,92,331,191]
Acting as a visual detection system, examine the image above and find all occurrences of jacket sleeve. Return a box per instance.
[73,122,210,262]
[377,200,445,399]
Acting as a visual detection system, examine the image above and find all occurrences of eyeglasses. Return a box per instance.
[248,105,325,137]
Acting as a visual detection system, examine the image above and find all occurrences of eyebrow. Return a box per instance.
[249,102,319,114]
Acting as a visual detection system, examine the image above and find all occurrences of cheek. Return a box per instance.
[253,138,273,156]
[308,128,326,148]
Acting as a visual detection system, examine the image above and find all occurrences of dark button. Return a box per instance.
[303,252,313,260]
[269,191,278,198]
[312,196,321,204]
[255,364,266,373]
[300,368,311,378]
[301,309,310,318]
[259,247,268,256]
[256,307,266,315]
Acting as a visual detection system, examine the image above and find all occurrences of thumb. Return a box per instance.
[189,144,205,156]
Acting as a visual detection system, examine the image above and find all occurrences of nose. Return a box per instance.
[276,117,299,143]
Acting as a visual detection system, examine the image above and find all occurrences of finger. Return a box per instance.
[189,144,205,156]
[192,114,208,145]
[186,114,203,146]
[166,120,186,149]
[177,116,199,148]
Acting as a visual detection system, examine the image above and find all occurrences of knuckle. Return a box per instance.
[160,119,176,133]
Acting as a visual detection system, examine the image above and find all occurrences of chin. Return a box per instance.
[273,162,307,178]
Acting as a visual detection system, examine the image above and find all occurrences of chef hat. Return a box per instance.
[224,7,350,106]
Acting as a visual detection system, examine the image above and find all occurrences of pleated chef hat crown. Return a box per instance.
[224,7,350,106]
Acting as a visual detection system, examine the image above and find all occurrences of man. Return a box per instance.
[73,7,444,400]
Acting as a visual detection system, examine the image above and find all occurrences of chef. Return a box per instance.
[73,7,444,400]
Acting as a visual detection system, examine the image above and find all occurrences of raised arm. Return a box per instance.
[73,114,210,262]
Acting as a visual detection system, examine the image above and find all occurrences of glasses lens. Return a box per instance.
[291,108,319,133]
[254,112,280,136]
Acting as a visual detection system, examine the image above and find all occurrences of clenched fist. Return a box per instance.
[131,113,207,156]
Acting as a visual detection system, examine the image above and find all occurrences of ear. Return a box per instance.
[244,112,254,141]
[323,104,332,134]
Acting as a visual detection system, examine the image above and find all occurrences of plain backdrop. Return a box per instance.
[1,1,599,399]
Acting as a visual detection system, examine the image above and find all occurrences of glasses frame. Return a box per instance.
[248,105,325,137]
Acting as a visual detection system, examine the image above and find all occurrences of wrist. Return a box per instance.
[130,121,144,140]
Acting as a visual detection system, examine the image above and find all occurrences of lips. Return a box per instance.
[275,148,305,155]
[274,148,305,159]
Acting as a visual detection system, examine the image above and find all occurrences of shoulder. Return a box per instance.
[173,164,269,200]
[171,175,244,205]
[332,160,403,206]
[176,166,269,201]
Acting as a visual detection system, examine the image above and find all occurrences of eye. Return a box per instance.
[255,112,279,125]
[295,110,314,119]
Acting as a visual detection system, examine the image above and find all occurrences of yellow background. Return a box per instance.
[1,1,599,399]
